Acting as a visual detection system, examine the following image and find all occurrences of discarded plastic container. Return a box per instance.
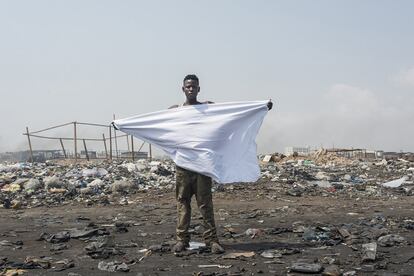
[382,177,407,188]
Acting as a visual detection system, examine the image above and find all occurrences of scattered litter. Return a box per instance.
[198,264,232,269]
[53,259,75,271]
[361,242,377,261]
[260,250,282,259]
[290,262,323,273]
[82,168,108,177]
[97,261,129,272]
[1,269,27,276]
[0,151,412,275]
[245,228,261,238]
[377,234,406,247]
[222,252,255,259]
[187,242,206,250]
[322,265,341,276]
[381,177,408,188]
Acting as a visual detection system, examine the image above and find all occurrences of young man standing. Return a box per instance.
[170,74,273,254]
[170,74,224,253]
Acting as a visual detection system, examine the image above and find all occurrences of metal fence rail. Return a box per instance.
[23,121,151,163]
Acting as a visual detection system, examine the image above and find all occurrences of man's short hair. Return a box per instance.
[183,74,199,84]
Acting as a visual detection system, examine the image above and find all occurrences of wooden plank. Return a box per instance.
[74,122,78,163]
[131,135,135,161]
[83,139,89,161]
[103,134,108,159]
[113,114,119,159]
[59,138,67,158]
[109,125,112,160]
[26,127,34,163]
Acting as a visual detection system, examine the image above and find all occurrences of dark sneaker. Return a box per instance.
[210,242,225,254]
[172,241,189,253]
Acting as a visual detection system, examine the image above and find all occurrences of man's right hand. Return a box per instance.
[267,101,273,111]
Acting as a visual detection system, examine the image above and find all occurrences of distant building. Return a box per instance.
[0,150,63,162]
[285,146,311,156]
[120,151,148,160]
[383,152,402,160]
[328,148,384,159]
[80,150,97,159]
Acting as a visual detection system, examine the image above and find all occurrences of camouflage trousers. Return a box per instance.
[175,165,218,244]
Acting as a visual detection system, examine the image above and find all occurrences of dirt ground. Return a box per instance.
[0,182,413,276]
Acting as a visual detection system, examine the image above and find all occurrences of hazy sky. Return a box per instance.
[1,0,413,155]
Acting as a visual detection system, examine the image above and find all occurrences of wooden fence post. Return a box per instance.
[103,134,108,159]
[109,126,112,160]
[83,139,89,161]
[113,114,119,159]
[59,138,67,159]
[131,135,135,161]
[74,122,77,163]
[26,127,34,163]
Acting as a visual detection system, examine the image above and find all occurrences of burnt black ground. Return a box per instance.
[0,182,413,276]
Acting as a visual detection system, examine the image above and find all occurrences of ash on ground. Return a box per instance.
[0,150,413,275]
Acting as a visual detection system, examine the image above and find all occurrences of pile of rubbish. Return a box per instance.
[262,149,355,165]
[0,153,413,275]
[1,152,413,209]
[260,152,414,199]
[0,159,175,209]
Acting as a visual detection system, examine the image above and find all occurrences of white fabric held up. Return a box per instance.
[113,101,269,183]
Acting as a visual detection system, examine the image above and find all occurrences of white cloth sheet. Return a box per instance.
[113,101,269,183]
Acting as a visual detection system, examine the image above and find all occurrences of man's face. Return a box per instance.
[182,79,200,101]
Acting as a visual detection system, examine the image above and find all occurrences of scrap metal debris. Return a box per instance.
[0,151,413,275]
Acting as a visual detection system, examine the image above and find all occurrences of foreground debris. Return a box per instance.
[0,152,413,275]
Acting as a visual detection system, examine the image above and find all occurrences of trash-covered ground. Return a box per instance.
[0,151,413,275]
